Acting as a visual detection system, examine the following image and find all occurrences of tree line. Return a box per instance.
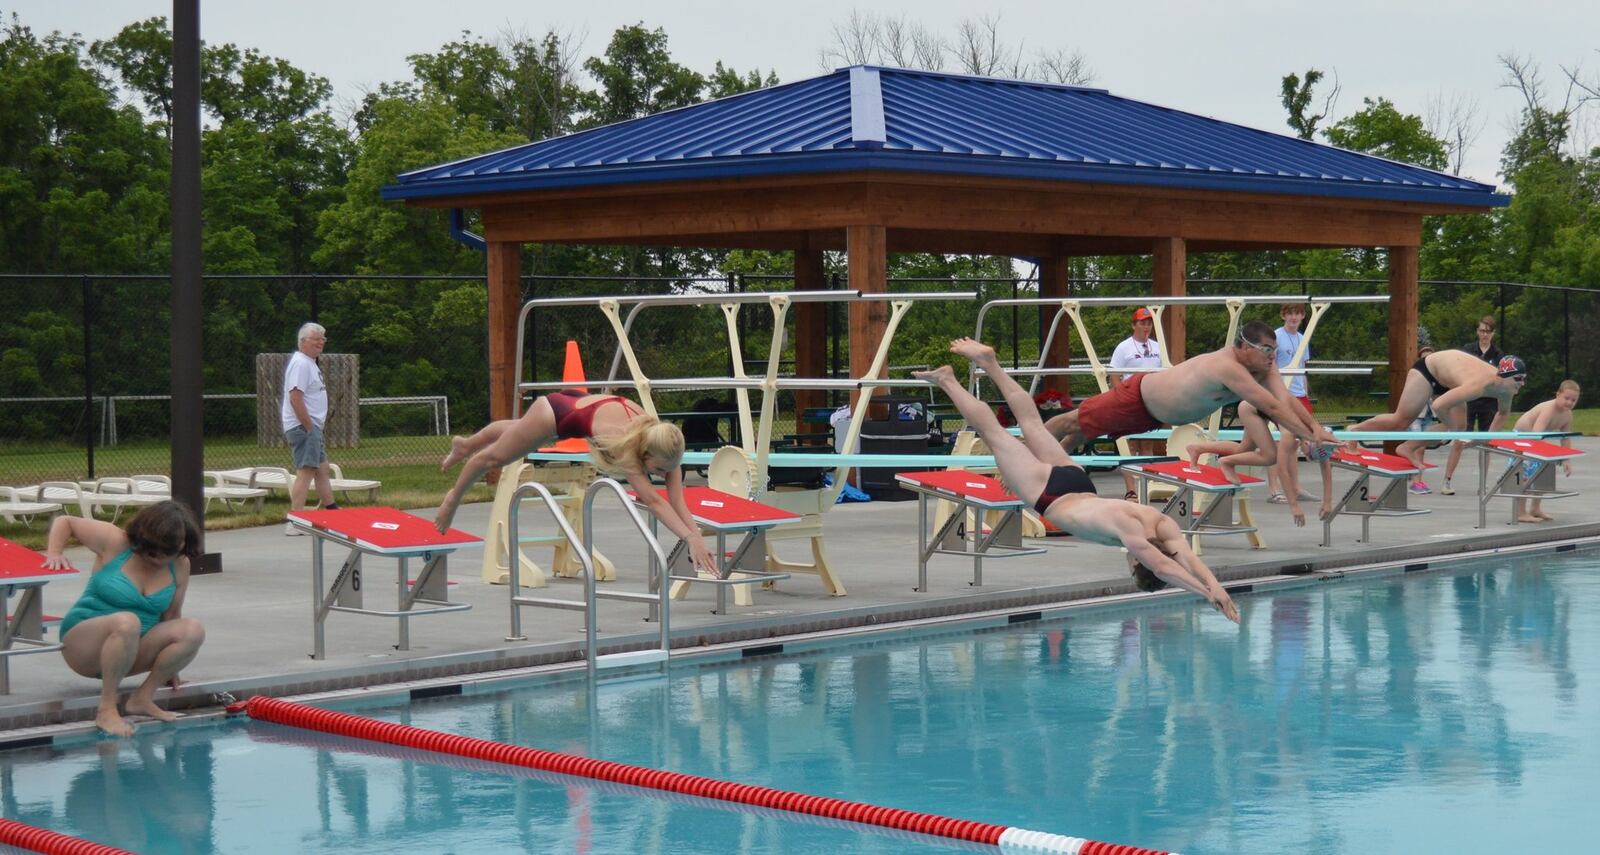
[1,11,1596,440]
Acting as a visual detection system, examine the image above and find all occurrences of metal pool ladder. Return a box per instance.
[506,478,672,677]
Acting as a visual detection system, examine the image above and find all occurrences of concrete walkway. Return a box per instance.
[5,438,1598,735]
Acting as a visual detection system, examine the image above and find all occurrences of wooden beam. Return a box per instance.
[1152,237,1187,364]
[847,225,887,385]
[480,180,1425,250]
[486,241,521,423]
[1387,243,1419,413]
[1038,256,1072,395]
[794,240,828,432]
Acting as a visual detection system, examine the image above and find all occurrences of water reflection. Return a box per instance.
[2,554,1593,854]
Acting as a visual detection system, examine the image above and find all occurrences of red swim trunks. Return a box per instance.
[1074,373,1162,440]
[1296,395,1313,414]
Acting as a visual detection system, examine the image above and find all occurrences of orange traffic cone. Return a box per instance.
[541,340,591,453]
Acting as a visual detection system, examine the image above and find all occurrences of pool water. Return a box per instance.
[3,548,1596,854]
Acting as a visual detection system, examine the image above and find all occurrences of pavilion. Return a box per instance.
[383,65,1507,422]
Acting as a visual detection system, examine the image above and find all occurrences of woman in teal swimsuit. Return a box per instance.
[44,501,207,737]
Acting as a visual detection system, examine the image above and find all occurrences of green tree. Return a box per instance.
[1324,97,1448,170]
[707,61,778,99]
[1280,68,1335,140]
[579,24,704,126]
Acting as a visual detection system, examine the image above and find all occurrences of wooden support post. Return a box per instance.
[847,225,888,384]
[1152,238,1187,364]
[487,241,522,423]
[794,242,828,433]
[1038,256,1072,395]
[1386,245,1419,455]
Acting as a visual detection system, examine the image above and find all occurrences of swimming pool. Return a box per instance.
[4,545,1596,854]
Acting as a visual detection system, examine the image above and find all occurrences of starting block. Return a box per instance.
[1321,449,1430,547]
[1123,461,1263,546]
[287,507,479,660]
[639,487,796,615]
[1,537,76,694]
[1477,439,1585,528]
[895,470,1046,591]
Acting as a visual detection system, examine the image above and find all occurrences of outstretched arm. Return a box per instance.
[1223,366,1318,443]
[43,515,126,570]
[627,470,716,573]
[1124,516,1240,622]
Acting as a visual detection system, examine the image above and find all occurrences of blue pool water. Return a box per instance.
[4,548,1597,854]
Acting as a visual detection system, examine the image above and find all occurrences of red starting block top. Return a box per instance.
[1331,449,1422,476]
[1488,438,1585,461]
[286,507,481,554]
[895,469,1023,509]
[0,537,78,587]
[633,486,801,531]
[1135,461,1264,491]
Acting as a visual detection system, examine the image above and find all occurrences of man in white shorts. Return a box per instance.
[282,322,338,534]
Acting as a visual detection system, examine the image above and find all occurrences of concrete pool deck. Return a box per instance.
[5,438,1599,737]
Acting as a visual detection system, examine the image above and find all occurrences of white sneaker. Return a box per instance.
[285,522,305,536]
[1440,480,1456,496]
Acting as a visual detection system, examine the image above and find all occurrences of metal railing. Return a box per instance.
[506,478,673,678]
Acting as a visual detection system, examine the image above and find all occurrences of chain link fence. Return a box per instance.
[2,273,1595,490]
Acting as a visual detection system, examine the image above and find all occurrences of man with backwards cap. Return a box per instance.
[1108,307,1165,500]
[1346,349,1527,465]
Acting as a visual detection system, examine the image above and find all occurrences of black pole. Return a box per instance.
[171,0,218,573]
[1563,290,1570,380]
[82,276,95,479]
[310,276,320,322]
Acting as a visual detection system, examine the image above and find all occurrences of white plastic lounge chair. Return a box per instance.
[0,487,63,528]
[88,474,268,514]
[15,481,165,522]
[208,465,380,503]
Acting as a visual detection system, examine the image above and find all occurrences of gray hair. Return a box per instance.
[297,322,326,343]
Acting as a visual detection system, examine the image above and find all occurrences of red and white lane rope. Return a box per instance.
[229,695,1178,855]
[0,818,133,855]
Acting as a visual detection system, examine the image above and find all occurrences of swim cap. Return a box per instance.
[1497,355,1526,378]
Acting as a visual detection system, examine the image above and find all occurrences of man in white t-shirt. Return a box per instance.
[1109,307,1164,499]
[281,322,337,535]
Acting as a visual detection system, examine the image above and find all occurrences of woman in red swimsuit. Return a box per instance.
[435,392,715,573]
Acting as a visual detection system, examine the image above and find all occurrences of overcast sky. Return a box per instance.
[9,1,1598,186]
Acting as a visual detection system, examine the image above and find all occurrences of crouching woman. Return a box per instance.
[44,501,207,737]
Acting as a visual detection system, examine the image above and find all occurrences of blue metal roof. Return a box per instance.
[385,66,1505,208]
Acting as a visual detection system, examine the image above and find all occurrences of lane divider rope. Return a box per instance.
[0,818,133,855]
[228,695,1177,855]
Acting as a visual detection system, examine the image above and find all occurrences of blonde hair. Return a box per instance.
[1559,379,1580,394]
[589,416,685,478]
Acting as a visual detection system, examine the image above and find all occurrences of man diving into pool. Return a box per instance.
[1040,321,1337,480]
[916,339,1240,623]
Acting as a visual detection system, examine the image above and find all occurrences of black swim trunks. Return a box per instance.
[1033,465,1096,515]
[1412,355,1448,397]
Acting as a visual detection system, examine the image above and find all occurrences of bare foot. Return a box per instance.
[1536,510,1555,521]
[911,365,957,387]
[434,490,461,533]
[1216,459,1241,485]
[1517,514,1542,523]
[95,706,135,737]
[948,337,997,365]
[125,697,178,723]
[441,436,471,471]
